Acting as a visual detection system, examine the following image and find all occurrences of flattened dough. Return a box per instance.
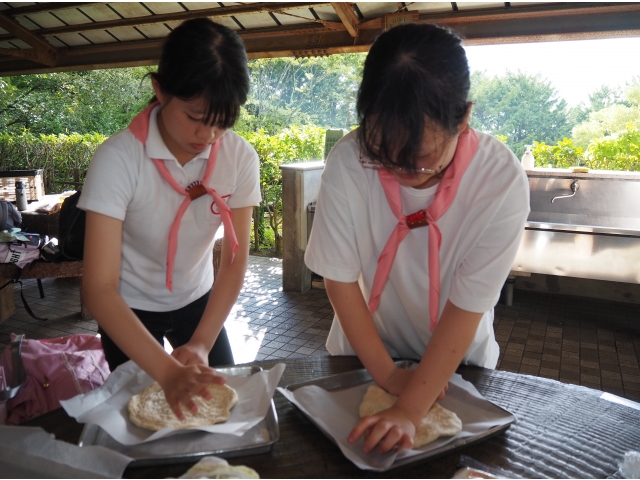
[359,385,462,447]
[128,382,238,431]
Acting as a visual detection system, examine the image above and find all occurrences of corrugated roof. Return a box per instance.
[0,2,639,76]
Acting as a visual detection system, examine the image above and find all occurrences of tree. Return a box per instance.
[469,71,573,157]
[238,54,364,134]
[572,78,640,148]
[588,84,626,112]
[0,68,153,135]
[239,125,324,256]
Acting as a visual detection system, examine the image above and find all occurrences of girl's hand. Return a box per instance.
[171,342,210,366]
[347,406,416,454]
[159,363,225,421]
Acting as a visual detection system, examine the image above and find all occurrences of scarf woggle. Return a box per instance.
[369,128,479,331]
[128,103,238,291]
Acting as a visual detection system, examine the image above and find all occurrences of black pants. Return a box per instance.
[99,290,234,372]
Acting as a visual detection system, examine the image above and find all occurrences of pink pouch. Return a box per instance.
[0,333,110,425]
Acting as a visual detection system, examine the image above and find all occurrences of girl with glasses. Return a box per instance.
[305,23,530,454]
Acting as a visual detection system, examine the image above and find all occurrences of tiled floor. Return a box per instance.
[1,255,639,402]
[494,290,640,402]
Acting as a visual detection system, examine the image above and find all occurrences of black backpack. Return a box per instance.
[0,200,22,231]
[58,191,85,260]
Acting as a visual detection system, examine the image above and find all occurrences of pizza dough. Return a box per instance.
[178,457,259,479]
[128,382,238,431]
[359,385,462,447]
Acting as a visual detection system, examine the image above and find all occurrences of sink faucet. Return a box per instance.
[551,180,579,203]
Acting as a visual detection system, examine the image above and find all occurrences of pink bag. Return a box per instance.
[0,238,42,269]
[0,333,110,425]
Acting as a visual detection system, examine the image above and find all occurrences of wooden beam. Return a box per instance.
[1,2,640,75]
[354,2,640,29]
[0,13,58,67]
[331,2,360,38]
[0,47,43,63]
[0,2,330,42]
[1,3,99,17]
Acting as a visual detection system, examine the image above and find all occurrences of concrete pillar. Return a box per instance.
[280,161,324,293]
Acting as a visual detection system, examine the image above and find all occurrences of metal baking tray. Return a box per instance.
[78,366,279,467]
[284,360,515,471]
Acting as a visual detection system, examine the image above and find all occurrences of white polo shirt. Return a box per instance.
[305,129,530,368]
[78,106,261,311]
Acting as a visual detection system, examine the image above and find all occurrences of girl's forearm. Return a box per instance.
[394,300,483,426]
[189,244,248,350]
[324,278,397,386]
[190,206,253,351]
[83,211,182,384]
[84,282,182,384]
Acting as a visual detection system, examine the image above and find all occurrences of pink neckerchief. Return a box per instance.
[128,103,238,292]
[368,128,479,331]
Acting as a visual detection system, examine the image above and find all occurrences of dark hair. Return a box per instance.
[357,23,470,171]
[150,18,249,129]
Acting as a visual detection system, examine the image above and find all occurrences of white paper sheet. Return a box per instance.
[0,425,132,478]
[61,361,285,446]
[278,373,515,471]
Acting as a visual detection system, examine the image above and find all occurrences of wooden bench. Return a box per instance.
[0,237,223,322]
[0,260,88,322]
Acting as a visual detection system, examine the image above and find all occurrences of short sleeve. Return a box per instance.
[226,137,261,209]
[304,144,362,283]
[449,170,530,313]
[77,131,139,221]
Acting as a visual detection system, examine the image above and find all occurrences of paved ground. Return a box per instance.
[1,255,639,402]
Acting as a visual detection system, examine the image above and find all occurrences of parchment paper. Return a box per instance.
[0,425,132,478]
[278,373,515,471]
[61,360,285,446]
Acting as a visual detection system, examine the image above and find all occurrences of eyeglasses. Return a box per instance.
[358,152,443,175]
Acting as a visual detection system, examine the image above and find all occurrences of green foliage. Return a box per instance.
[0,132,106,192]
[469,71,573,157]
[0,68,152,136]
[238,54,364,134]
[584,126,640,171]
[237,125,325,255]
[572,78,640,148]
[588,85,626,112]
[531,138,584,168]
[626,78,640,106]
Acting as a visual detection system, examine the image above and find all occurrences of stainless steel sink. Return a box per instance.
[511,174,640,284]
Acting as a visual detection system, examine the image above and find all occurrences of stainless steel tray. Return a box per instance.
[284,360,515,471]
[78,366,279,467]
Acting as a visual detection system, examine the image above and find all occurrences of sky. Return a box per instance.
[464,37,640,107]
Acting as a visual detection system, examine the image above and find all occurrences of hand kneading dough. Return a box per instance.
[359,385,462,447]
[128,382,238,431]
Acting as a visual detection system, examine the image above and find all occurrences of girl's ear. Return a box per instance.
[151,77,166,106]
[458,102,473,133]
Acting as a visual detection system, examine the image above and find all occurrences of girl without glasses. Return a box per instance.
[80,18,260,420]
[305,23,530,454]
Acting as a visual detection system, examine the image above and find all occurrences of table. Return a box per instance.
[23,356,640,478]
[0,193,89,321]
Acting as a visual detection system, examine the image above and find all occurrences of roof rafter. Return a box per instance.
[0,2,639,76]
[331,2,360,38]
[0,2,331,42]
[0,12,58,66]
[2,3,99,17]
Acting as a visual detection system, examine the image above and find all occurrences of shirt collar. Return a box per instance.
[145,105,212,163]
